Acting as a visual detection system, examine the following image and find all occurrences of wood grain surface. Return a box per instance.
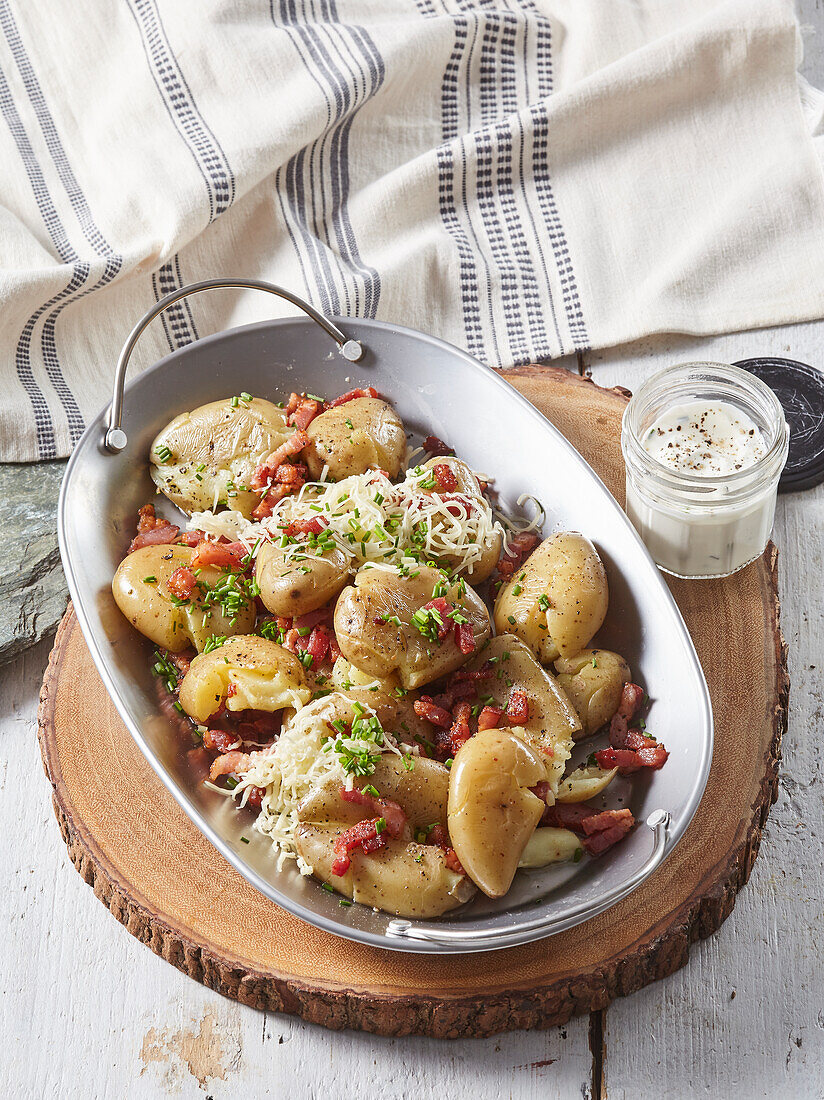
[36,368,787,1039]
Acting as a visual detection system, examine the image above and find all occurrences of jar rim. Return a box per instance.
[622,361,789,493]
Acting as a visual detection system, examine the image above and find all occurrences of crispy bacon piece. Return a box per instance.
[477,704,503,731]
[137,503,161,533]
[128,522,181,553]
[283,517,328,537]
[609,682,646,748]
[246,786,265,810]
[191,540,248,571]
[252,484,291,520]
[177,530,203,547]
[454,621,476,655]
[329,386,380,407]
[540,801,593,831]
[293,607,332,631]
[305,625,333,662]
[340,786,408,837]
[251,429,310,490]
[497,531,540,577]
[285,392,324,430]
[595,743,669,775]
[447,702,472,756]
[414,697,453,729]
[431,679,477,711]
[422,597,453,641]
[505,687,530,725]
[331,817,387,875]
[209,750,251,782]
[272,462,308,486]
[423,434,455,457]
[203,729,241,755]
[580,808,635,856]
[444,847,465,875]
[167,566,197,600]
[433,464,458,492]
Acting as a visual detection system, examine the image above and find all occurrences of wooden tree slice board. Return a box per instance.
[37,367,788,1039]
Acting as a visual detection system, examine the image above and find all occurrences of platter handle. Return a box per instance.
[385,809,671,950]
[103,277,364,453]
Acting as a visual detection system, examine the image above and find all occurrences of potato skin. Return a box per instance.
[298,755,450,833]
[112,544,256,652]
[467,634,580,793]
[295,824,474,918]
[178,635,310,722]
[554,648,631,738]
[255,538,350,617]
[304,397,406,481]
[447,727,548,898]
[493,532,609,662]
[334,564,491,689]
[150,397,290,517]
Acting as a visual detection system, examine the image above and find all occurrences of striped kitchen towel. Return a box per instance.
[0,0,822,460]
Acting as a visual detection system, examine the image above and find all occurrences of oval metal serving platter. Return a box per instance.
[58,284,713,954]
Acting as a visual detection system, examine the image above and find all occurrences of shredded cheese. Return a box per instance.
[224,694,403,874]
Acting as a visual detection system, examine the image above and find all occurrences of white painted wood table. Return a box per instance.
[3,14,824,1090]
[1,322,820,1100]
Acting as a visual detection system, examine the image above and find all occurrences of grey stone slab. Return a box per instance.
[0,460,67,665]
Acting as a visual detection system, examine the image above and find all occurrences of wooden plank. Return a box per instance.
[0,645,594,1099]
[587,322,824,1098]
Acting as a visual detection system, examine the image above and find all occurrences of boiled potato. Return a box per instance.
[304,397,406,481]
[554,648,631,738]
[334,565,491,689]
[178,635,311,722]
[493,532,608,663]
[518,827,582,867]
[330,656,400,693]
[407,456,501,582]
[283,686,436,754]
[150,397,291,517]
[466,635,580,794]
[555,762,618,803]
[112,544,256,652]
[255,538,350,618]
[447,727,549,898]
[298,755,450,834]
[295,824,474,918]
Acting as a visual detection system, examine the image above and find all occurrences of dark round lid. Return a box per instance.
[733,357,824,492]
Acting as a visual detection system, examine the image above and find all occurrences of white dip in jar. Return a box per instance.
[622,363,789,579]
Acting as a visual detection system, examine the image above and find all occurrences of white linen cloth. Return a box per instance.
[0,0,822,460]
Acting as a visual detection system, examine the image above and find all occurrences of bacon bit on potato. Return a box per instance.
[250,429,310,491]
[191,540,248,571]
[505,687,530,724]
[433,464,458,492]
[328,386,380,407]
[167,566,198,600]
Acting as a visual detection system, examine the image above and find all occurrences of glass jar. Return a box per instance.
[621,362,789,579]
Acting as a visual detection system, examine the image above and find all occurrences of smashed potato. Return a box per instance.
[494,532,608,663]
[448,727,549,897]
[304,397,406,481]
[334,564,491,689]
[554,648,630,738]
[112,544,255,652]
[178,635,311,723]
[255,538,350,618]
[150,397,290,517]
